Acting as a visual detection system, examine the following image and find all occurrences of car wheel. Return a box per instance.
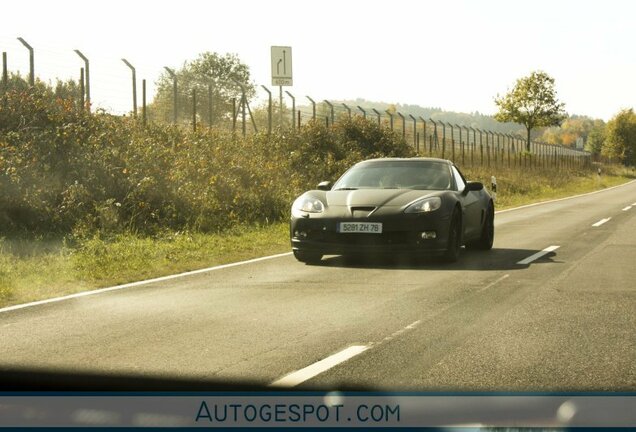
[467,203,494,250]
[293,250,323,264]
[442,210,461,263]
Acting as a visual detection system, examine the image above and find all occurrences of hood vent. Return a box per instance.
[350,206,376,218]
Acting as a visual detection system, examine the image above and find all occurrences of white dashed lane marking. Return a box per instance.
[592,218,611,227]
[269,345,368,388]
[517,246,560,265]
[270,273,511,387]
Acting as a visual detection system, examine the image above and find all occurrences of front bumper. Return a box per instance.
[290,212,452,256]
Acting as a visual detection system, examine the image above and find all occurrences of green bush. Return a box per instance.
[0,86,412,237]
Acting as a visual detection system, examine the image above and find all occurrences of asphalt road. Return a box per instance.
[1,181,635,391]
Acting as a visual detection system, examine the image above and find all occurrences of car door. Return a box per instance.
[451,166,482,240]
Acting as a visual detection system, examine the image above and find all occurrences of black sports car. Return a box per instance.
[290,158,494,263]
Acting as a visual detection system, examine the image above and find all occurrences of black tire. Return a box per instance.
[442,210,461,263]
[467,203,494,250]
[293,250,322,264]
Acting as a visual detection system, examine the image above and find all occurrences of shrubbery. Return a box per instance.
[0,87,413,237]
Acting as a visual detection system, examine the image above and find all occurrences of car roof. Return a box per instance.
[355,157,452,165]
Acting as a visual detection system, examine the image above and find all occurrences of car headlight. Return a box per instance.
[404,196,442,213]
[292,195,325,217]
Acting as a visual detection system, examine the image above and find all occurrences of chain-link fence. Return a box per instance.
[1,36,594,170]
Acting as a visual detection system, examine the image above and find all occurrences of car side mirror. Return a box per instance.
[466,181,484,192]
[317,181,332,191]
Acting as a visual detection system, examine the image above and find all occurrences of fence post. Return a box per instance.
[324,100,334,126]
[372,108,381,126]
[461,126,468,165]
[469,127,476,165]
[357,106,366,119]
[164,67,177,123]
[385,110,394,130]
[477,128,483,165]
[430,119,437,155]
[17,37,34,86]
[279,86,283,127]
[79,68,85,110]
[342,103,351,119]
[496,133,502,166]
[142,79,147,127]
[439,121,446,159]
[192,88,197,132]
[285,90,295,132]
[450,124,455,161]
[121,59,137,117]
[1,52,7,95]
[232,80,246,136]
[489,131,495,167]
[75,50,91,112]
[208,83,213,127]
[232,98,236,133]
[261,85,272,134]
[306,96,316,120]
[419,117,427,155]
[409,114,417,149]
[398,112,406,138]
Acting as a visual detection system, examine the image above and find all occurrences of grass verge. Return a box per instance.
[1,166,634,309]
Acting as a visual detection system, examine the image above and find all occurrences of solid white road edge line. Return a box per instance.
[622,206,632,211]
[0,252,292,314]
[592,217,611,227]
[517,246,560,265]
[269,345,368,388]
[494,179,636,214]
[477,273,510,292]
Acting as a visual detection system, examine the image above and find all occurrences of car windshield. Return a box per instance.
[332,160,452,190]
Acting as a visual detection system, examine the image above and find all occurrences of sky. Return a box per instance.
[1,0,635,121]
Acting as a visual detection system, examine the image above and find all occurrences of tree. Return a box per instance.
[602,108,636,165]
[585,120,606,155]
[150,52,255,125]
[494,71,567,151]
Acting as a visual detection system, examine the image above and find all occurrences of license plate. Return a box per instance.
[337,222,383,233]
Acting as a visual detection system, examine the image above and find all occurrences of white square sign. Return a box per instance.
[271,46,293,86]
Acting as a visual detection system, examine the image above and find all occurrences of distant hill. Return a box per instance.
[295,98,603,146]
[307,98,528,135]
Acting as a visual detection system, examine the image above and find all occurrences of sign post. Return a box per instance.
[271,46,293,127]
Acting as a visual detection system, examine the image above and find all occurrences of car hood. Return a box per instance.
[323,188,442,208]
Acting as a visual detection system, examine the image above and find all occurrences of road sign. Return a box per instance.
[271,46,293,86]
